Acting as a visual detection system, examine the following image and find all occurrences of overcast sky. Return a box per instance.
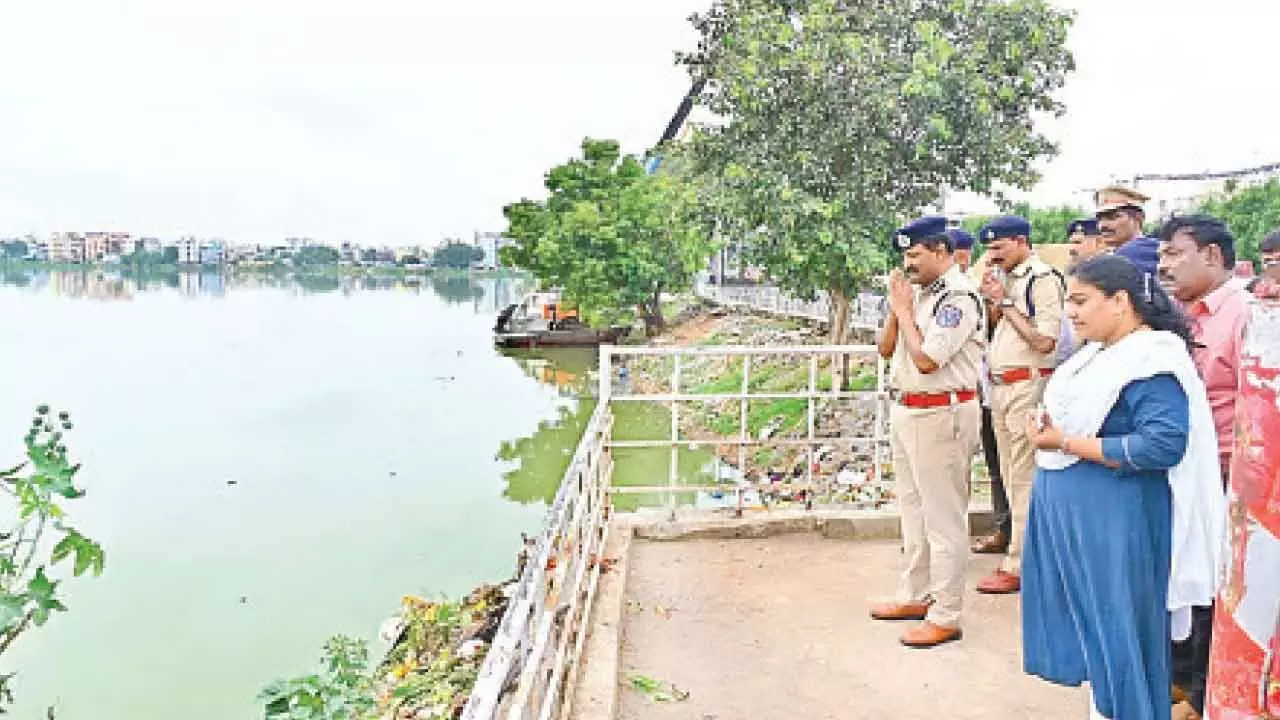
[1,0,1277,246]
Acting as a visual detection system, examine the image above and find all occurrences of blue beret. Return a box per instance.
[891,215,948,252]
[1067,218,1099,237]
[946,228,975,250]
[978,215,1031,243]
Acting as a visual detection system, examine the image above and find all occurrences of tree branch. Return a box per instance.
[0,609,35,657]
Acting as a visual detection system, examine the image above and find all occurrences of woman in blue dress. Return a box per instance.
[1021,256,1222,720]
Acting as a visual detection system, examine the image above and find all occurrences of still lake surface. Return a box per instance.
[0,266,696,718]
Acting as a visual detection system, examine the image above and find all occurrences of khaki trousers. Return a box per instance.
[990,377,1048,574]
[890,399,980,628]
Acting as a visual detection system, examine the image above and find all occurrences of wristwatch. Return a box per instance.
[998,298,1015,308]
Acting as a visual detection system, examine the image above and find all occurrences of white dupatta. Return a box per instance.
[1036,329,1224,641]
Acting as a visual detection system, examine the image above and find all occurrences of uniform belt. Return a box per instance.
[891,389,977,408]
[990,367,1053,385]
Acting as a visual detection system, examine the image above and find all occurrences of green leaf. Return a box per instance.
[628,674,663,693]
[26,568,55,601]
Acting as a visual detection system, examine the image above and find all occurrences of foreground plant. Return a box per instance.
[0,406,105,711]
[263,584,509,720]
[260,635,379,720]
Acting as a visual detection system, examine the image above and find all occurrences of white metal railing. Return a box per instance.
[693,277,886,330]
[461,403,615,720]
[599,344,892,518]
[463,343,896,720]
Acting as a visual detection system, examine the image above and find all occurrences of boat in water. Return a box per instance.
[493,289,631,348]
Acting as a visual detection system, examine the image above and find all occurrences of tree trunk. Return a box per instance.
[828,288,852,390]
[642,289,665,337]
[828,289,851,343]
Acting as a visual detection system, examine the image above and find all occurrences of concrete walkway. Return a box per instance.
[572,523,1087,720]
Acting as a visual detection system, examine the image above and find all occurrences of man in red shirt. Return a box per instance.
[1158,214,1251,719]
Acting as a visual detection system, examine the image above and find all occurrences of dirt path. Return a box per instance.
[663,311,726,345]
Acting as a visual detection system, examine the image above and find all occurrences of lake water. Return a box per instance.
[0,266,647,718]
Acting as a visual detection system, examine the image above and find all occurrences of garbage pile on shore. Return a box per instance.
[623,310,898,509]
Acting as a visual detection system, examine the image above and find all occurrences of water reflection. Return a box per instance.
[496,348,720,510]
[0,265,526,312]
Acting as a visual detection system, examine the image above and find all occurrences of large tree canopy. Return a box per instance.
[680,0,1075,338]
[1195,177,1280,265]
[500,138,713,334]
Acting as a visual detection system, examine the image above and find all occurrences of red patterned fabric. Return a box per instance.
[1206,301,1280,720]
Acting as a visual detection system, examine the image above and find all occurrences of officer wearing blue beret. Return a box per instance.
[973,215,1065,596]
[1066,218,1107,270]
[872,215,983,648]
[947,228,976,273]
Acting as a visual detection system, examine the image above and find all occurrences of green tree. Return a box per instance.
[500,138,713,334]
[0,407,105,712]
[0,240,28,260]
[680,0,1075,339]
[1195,177,1280,265]
[431,241,484,270]
[161,246,179,265]
[296,246,341,266]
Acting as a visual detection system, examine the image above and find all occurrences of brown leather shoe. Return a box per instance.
[900,621,962,648]
[976,569,1021,594]
[869,601,930,621]
[970,530,1009,554]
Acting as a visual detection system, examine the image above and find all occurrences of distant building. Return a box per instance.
[27,242,49,262]
[176,236,200,264]
[140,237,162,254]
[199,242,224,266]
[394,246,424,264]
[83,232,109,262]
[109,232,131,256]
[49,233,85,263]
[473,232,511,269]
[339,242,360,264]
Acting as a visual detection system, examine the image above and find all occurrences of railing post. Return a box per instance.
[598,345,612,404]
[875,354,886,489]
[668,352,681,521]
[739,354,751,486]
[807,354,817,509]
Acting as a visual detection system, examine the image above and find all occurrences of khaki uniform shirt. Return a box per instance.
[989,254,1065,372]
[890,265,984,393]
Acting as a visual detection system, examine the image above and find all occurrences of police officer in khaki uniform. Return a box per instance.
[950,227,976,273]
[974,216,1065,595]
[870,215,983,648]
[1066,218,1107,269]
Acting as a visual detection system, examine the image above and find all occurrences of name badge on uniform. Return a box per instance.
[936,303,963,328]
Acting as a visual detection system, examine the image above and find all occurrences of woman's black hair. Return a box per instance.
[1069,254,1195,349]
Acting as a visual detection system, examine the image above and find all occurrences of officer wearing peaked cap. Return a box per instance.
[973,215,1065,596]
[1095,184,1159,276]
[871,215,983,648]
